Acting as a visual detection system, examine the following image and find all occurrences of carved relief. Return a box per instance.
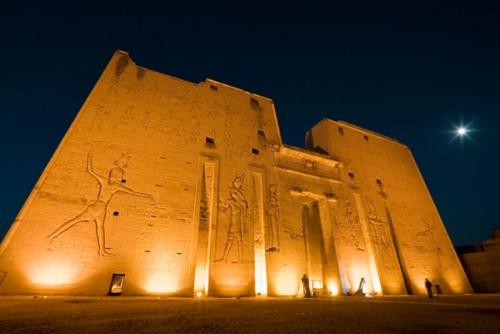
[215,174,248,263]
[282,225,303,241]
[0,271,6,287]
[48,152,155,256]
[198,162,216,234]
[266,184,280,251]
[189,119,201,144]
[199,196,210,230]
[223,117,232,158]
[139,109,152,133]
[138,214,162,252]
[403,215,445,276]
[90,103,109,132]
[344,200,365,251]
[367,201,397,269]
[303,159,317,169]
[415,217,441,254]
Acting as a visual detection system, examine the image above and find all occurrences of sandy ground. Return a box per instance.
[0,295,499,334]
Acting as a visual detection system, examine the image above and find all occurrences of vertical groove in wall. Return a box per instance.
[302,205,312,280]
[385,203,412,294]
[353,193,383,294]
[309,202,324,284]
[252,172,267,296]
[194,161,217,294]
[318,199,342,295]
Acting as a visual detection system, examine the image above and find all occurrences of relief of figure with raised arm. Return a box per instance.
[48,152,155,256]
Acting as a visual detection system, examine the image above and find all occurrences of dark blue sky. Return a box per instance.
[1,1,499,246]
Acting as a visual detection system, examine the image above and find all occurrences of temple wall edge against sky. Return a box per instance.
[0,51,472,297]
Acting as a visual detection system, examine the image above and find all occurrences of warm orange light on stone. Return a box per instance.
[273,271,300,296]
[312,280,322,289]
[30,263,74,286]
[327,280,339,296]
[0,50,472,297]
[255,261,267,296]
[144,272,179,294]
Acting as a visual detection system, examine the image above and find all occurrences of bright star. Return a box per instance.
[447,120,478,144]
[457,126,468,136]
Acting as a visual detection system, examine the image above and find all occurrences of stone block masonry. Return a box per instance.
[0,51,472,296]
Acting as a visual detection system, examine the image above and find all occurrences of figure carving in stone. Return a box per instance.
[215,174,248,263]
[368,206,388,246]
[282,224,303,240]
[48,152,155,256]
[367,201,395,268]
[266,184,280,252]
[345,200,364,251]
[415,217,440,254]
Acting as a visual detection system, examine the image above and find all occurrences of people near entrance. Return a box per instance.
[425,278,433,299]
[354,277,367,296]
[301,274,312,298]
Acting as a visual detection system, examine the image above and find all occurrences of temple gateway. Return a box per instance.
[0,51,472,296]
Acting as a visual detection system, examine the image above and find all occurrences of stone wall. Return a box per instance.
[307,120,472,294]
[459,228,500,293]
[0,51,471,296]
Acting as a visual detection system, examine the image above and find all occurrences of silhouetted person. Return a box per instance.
[301,274,312,298]
[354,277,367,296]
[425,278,433,299]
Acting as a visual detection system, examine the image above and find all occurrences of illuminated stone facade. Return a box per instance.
[459,228,500,292]
[0,51,472,296]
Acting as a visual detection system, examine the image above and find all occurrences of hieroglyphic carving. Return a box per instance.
[215,174,248,263]
[266,184,280,251]
[139,109,152,134]
[198,165,213,231]
[139,213,162,252]
[223,117,232,158]
[89,103,109,132]
[194,161,217,292]
[188,118,201,144]
[48,152,155,256]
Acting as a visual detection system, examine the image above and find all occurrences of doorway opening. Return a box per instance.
[108,273,125,296]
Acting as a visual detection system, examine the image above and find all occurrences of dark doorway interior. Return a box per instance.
[108,273,125,296]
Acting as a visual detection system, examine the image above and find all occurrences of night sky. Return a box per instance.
[1,1,499,246]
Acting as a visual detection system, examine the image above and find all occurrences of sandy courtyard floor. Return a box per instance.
[0,295,499,334]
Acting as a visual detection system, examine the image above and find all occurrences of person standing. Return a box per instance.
[301,274,312,298]
[425,278,433,299]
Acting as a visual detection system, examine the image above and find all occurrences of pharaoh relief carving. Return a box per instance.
[344,200,365,251]
[48,152,156,256]
[215,174,248,263]
[411,216,445,274]
[266,184,280,252]
[415,217,441,254]
[367,201,398,269]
